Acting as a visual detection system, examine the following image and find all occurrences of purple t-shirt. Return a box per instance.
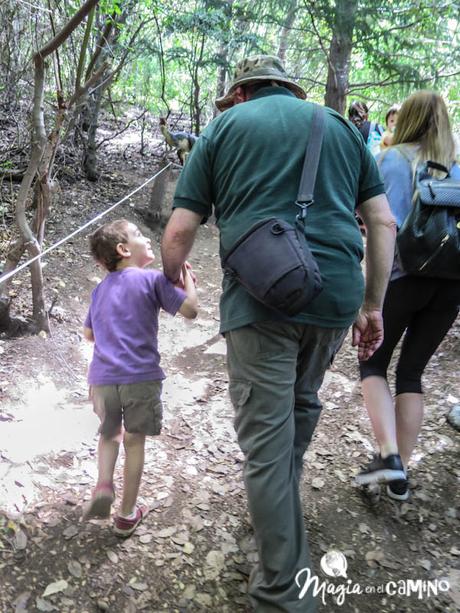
[84,267,186,385]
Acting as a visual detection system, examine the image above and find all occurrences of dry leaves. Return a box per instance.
[67,560,82,578]
[311,478,325,490]
[42,579,68,598]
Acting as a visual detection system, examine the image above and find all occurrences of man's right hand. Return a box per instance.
[352,307,384,361]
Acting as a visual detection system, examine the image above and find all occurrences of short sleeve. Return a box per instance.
[154,273,186,315]
[173,135,214,220]
[357,146,385,205]
[377,148,413,227]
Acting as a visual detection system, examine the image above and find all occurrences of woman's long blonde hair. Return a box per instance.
[392,90,456,170]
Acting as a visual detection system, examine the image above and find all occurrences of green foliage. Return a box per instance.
[2,0,458,130]
[291,0,460,122]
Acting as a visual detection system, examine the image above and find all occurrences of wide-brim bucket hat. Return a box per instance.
[215,55,306,112]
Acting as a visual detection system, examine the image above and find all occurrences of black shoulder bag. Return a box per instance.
[396,160,460,280]
[222,105,324,316]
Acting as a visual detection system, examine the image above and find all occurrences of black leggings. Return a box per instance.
[359,276,460,395]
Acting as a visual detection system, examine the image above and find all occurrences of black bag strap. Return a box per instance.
[296,105,325,223]
[424,160,450,176]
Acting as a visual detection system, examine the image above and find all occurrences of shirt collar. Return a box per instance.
[250,85,296,101]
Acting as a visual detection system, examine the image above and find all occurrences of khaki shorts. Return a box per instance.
[91,381,163,438]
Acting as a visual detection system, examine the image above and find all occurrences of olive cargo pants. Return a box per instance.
[226,321,347,612]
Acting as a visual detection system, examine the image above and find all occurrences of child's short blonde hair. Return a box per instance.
[89,219,130,271]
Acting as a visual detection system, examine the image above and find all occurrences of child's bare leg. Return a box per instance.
[83,431,121,520]
[120,431,146,516]
[97,431,121,487]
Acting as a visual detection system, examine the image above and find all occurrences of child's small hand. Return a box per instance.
[182,262,197,286]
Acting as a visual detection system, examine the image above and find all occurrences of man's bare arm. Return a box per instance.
[161,208,203,282]
[358,193,396,310]
[353,194,396,360]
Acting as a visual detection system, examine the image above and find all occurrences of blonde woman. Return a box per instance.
[355,91,460,500]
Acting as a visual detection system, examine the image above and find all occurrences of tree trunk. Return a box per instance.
[1,0,100,335]
[190,33,206,135]
[0,240,23,332]
[82,79,105,180]
[277,0,297,63]
[0,297,11,332]
[324,0,357,115]
[213,45,228,119]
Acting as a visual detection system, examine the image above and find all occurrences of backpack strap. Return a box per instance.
[425,160,450,176]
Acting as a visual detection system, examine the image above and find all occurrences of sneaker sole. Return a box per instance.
[113,521,141,537]
[355,468,406,486]
[386,485,410,501]
[113,509,145,537]
[82,494,114,520]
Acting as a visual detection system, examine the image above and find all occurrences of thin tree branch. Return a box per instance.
[96,109,147,149]
[75,4,95,89]
[349,69,460,92]
[84,11,116,79]
[68,61,109,108]
[36,0,99,60]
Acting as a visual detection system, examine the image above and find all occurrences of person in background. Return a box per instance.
[348,100,385,156]
[355,91,460,501]
[161,55,395,611]
[83,219,198,536]
[380,104,400,150]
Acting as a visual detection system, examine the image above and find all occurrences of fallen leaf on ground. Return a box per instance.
[182,584,196,599]
[67,560,82,578]
[42,579,68,598]
[311,478,324,489]
[63,525,78,540]
[155,527,177,538]
[13,591,30,612]
[130,582,148,591]
[139,534,152,544]
[106,550,118,563]
[365,550,384,564]
[36,598,57,612]
[14,529,27,550]
[183,542,195,554]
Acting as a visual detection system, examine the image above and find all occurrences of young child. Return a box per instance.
[380,104,400,150]
[82,218,198,537]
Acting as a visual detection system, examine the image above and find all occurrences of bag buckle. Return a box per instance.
[295,199,313,222]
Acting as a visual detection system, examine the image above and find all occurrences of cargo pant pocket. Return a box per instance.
[229,379,252,438]
[229,379,252,409]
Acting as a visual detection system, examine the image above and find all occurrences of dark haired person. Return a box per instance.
[380,104,400,150]
[348,100,384,155]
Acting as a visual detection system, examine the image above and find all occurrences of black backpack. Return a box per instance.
[396,161,460,279]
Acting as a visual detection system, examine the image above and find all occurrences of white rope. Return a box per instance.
[0,162,173,285]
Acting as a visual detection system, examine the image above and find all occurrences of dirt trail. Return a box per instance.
[0,163,459,613]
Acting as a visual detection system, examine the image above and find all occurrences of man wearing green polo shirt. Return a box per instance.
[161,55,396,612]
